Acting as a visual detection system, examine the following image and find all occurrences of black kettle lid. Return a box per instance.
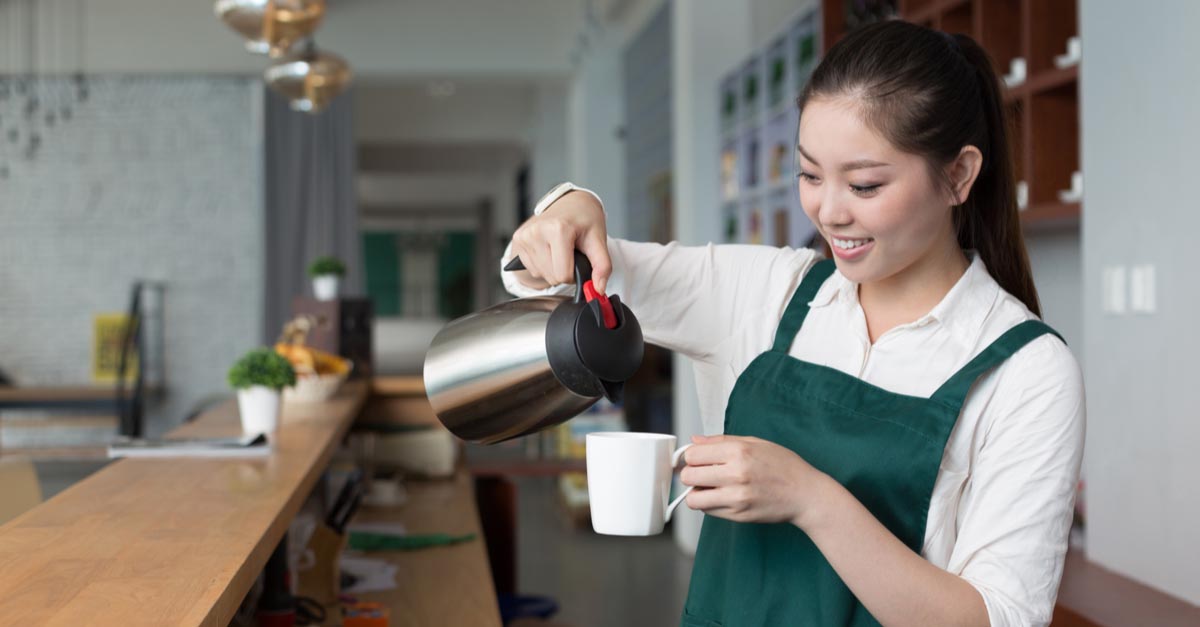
[505,251,644,401]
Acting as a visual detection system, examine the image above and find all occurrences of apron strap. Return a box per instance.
[931,320,1065,408]
[772,258,837,353]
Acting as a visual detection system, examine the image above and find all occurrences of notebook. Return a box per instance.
[107,432,270,458]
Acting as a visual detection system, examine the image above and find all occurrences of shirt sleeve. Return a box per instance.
[501,237,819,365]
[947,335,1087,627]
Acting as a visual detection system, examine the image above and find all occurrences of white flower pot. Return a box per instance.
[237,385,282,438]
[313,275,339,301]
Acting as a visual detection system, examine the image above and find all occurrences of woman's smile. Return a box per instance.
[829,235,875,260]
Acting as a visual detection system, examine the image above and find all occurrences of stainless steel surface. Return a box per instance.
[424,296,599,444]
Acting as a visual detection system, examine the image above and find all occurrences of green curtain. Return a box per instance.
[362,232,400,315]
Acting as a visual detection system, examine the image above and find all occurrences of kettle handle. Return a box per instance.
[503,251,594,304]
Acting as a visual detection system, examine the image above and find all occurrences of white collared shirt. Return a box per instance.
[502,237,1085,627]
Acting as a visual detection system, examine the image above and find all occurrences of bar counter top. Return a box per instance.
[0,381,369,626]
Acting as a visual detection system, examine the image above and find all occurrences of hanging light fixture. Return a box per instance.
[214,0,326,57]
[264,41,351,113]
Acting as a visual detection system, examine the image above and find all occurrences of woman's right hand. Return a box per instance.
[509,190,612,292]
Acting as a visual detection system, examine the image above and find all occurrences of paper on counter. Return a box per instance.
[339,555,399,593]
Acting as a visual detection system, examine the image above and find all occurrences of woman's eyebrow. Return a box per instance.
[796,143,891,171]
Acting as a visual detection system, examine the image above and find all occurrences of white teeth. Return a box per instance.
[833,237,872,250]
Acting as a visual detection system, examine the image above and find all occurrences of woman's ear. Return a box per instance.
[946,145,984,205]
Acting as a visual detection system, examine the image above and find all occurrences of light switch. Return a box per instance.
[1130,265,1157,313]
[1103,266,1126,314]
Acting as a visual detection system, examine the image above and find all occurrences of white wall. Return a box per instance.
[669,0,755,555]
[751,0,819,44]
[1026,232,1083,350]
[1079,0,1200,604]
[353,81,539,144]
[568,27,629,238]
[528,80,572,218]
[357,171,518,235]
[0,77,264,437]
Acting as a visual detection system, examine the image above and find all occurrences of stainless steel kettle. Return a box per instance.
[423,252,643,444]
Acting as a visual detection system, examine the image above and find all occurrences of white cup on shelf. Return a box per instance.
[1057,171,1083,203]
[1003,57,1027,88]
[1055,37,1082,69]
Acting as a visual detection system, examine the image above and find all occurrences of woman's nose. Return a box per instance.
[816,187,852,228]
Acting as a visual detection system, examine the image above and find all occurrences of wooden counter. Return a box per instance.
[0,381,369,626]
[338,470,502,627]
[353,374,502,626]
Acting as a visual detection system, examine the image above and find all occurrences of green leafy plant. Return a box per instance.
[228,348,297,390]
[307,256,346,278]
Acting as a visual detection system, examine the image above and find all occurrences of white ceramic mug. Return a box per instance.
[585,432,693,536]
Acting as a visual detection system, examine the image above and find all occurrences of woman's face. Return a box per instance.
[796,96,958,285]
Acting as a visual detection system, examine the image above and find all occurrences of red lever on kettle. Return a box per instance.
[582,281,618,330]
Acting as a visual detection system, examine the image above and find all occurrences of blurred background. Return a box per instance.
[0,0,1196,625]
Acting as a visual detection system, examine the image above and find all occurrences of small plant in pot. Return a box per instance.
[228,348,297,438]
[308,256,346,301]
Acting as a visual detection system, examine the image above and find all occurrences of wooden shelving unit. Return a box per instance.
[821,0,1082,232]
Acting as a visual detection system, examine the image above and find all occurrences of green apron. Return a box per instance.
[681,259,1061,627]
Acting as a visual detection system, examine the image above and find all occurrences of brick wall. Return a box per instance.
[0,76,264,436]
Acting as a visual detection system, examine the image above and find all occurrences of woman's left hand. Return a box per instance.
[681,434,833,529]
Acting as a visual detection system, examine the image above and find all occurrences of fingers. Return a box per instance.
[577,229,612,293]
[684,486,748,514]
[513,221,574,286]
[682,436,752,466]
[509,189,610,289]
[680,463,743,488]
[547,225,576,286]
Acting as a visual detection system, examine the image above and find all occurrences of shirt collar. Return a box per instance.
[807,252,1001,338]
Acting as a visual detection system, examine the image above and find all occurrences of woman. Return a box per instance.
[502,20,1084,627]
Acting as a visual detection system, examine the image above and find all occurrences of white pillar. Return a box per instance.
[670,0,753,556]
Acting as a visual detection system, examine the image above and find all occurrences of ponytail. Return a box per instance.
[948,33,1041,317]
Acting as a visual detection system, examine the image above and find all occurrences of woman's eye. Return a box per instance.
[797,171,820,184]
[850,183,882,196]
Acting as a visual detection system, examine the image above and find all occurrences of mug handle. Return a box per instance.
[665,443,694,522]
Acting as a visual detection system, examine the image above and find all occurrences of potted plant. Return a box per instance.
[308,256,346,301]
[228,348,297,438]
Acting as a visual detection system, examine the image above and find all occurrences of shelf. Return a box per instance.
[1007,65,1078,101]
[981,0,1022,79]
[1021,201,1080,231]
[903,0,968,27]
[1053,548,1200,627]
[1029,0,1078,74]
[938,0,973,35]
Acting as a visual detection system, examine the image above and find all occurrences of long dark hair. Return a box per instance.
[798,20,1041,317]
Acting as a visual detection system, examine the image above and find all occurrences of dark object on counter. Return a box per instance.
[327,469,364,534]
[498,594,560,623]
[347,531,477,552]
[256,536,297,627]
[423,251,644,444]
[291,297,374,379]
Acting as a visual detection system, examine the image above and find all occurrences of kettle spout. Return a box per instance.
[599,379,624,404]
